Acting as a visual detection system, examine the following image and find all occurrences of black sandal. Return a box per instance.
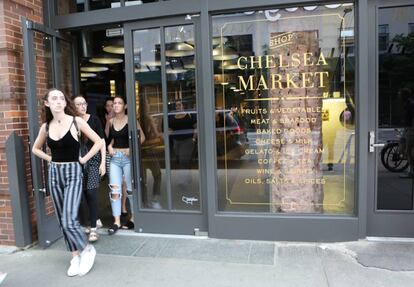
[108,224,120,235]
[121,221,135,230]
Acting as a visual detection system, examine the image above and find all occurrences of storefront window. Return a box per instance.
[212,4,355,214]
[56,0,167,15]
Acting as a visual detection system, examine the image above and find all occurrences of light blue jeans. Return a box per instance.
[109,151,133,217]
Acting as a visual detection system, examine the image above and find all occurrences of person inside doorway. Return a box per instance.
[168,100,197,168]
[73,95,106,242]
[140,97,163,209]
[107,96,145,234]
[32,88,102,277]
[99,96,129,222]
[168,100,197,191]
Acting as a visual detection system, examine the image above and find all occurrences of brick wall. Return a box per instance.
[0,0,44,246]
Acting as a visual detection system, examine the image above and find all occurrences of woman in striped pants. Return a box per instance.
[32,88,103,277]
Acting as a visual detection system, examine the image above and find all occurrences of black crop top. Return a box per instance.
[47,124,80,162]
[110,123,129,148]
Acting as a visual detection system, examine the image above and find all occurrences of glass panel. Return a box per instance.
[133,28,167,210]
[57,0,169,14]
[377,6,414,211]
[125,0,160,6]
[34,32,54,217]
[165,25,200,211]
[56,39,74,97]
[57,0,84,14]
[212,4,356,214]
[90,0,123,10]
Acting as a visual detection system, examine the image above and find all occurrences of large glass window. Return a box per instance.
[212,4,356,214]
[376,6,414,210]
[57,0,168,15]
[133,25,201,211]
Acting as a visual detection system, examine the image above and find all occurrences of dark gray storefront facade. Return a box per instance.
[25,0,414,247]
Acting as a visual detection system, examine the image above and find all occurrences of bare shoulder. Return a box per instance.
[74,116,87,127]
[39,123,47,133]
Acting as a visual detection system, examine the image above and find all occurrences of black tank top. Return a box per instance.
[47,121,80,162]
[110,123,129,148]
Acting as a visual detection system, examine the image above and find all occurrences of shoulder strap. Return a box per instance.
[72,117,81,141]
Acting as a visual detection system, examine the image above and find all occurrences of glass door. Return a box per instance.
[23,18,78,247]
[367,0,414,237]
[124,17,207,234]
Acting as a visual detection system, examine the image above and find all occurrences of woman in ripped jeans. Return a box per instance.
[107,96,145,235]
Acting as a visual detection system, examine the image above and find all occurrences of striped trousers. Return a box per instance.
[48,162,87,252]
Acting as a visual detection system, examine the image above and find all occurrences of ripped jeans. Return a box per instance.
[109,151,132,217]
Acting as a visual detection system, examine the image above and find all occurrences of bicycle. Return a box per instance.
[380,129,410,172]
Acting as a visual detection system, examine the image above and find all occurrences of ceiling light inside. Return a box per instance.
[103,45,125,54]
[165,42,194,57]
[80,72,97,78]
[213,45,238,61]
[80,66,109,72]
[89,57,123,64]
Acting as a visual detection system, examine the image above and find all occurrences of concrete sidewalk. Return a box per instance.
[1,233,414,287]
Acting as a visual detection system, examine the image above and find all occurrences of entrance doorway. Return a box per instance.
[367,0,414,237]
[124,17,207,234]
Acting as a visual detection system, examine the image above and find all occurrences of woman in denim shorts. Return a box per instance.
[107,96,145,234]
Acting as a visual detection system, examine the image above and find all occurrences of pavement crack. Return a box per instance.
[316,244,331,287]
[318,243,414,273]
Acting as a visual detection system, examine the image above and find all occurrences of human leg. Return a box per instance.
[50,162,93,276]
[108,153,123,230]
[85,188,99,242]
[61,163,88,252]
[84,155,102,230]
[121,154,134,229]
[122,157,132,213]
[49,162,87,252]
[48,163,77,252]
[121,179,128,216]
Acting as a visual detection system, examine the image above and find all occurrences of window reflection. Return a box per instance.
[377,6,414,211]
[213,4,356,214]
[133,28,167,210]
[57,0,167,15]
[133,25,200,211]
[164,25,200,211]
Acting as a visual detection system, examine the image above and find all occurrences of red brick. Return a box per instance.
[0,0,43,246]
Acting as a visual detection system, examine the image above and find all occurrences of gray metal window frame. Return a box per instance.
[124,17,208,235]
[42,0,369,241]
[366,0,414,238]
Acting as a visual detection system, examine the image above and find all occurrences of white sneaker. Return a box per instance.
[67,256,80,277]
[78,245,96,276]
[0,272,7,284]
[96,219,103,229]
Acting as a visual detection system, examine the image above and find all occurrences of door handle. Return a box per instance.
[369,131,385,152]
[129,130,137,190]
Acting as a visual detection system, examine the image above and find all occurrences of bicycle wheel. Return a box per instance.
[381,143,409,172]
